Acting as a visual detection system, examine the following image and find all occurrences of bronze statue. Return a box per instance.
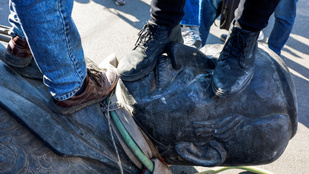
[0,37,297,173]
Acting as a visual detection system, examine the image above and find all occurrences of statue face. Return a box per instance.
[118,43,297,167]
[122,43,217,140]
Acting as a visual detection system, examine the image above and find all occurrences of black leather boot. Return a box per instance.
[212,22,259,97]
[117,20,183,81]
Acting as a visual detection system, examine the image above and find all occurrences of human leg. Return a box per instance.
[212,0,280,97]
[11,0,118,114]
[181,0,202,48]
[11,0,87,100]
[181,0,200,26]
[268,0,298,55]
[199,0,222,46]
[235,0,280,31]
[8,0,24,39]
[150,0,186,27]
[117,0,186,81]
[4,1,32,67]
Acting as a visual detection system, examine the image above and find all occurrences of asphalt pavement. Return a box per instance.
[0,0,308,173]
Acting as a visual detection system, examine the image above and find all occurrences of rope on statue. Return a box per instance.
[103,91,124,174]
[102,93,154,173]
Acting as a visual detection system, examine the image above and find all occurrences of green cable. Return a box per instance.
[108,100,272,174]
[195,166,273,174]
[110,110,154,172]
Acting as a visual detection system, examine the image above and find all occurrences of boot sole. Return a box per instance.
[49,97,106,115]
[49,73,119,115]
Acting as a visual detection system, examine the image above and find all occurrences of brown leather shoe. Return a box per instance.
[49,68,119,114]
[4,36,32,67]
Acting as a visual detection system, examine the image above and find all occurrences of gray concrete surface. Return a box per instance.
[0,0,308,173]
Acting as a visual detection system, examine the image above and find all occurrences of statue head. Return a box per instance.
[0,38,298,173]
[114,42,298,167]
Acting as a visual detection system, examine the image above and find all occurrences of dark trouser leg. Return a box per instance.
[212,0,280,97]
[118,0,185,81]
[235,0,281,31]
[150,0,186,27]
[268,0,297,55]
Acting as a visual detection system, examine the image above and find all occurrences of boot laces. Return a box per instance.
[221,30,248,62]
[134,22,167,49]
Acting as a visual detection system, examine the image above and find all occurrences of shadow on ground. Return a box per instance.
[75,0,150,30]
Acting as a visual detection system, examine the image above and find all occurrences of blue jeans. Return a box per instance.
[180,0,201,26]
[8,1,25,39]
[199,0,222,46]
[268,0,298,55]
[181,0,222,46]
[182,0,283,48]
[9,0,87,101]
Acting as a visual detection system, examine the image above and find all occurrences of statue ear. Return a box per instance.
[175,141,227,166]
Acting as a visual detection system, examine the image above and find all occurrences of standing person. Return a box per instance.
[5,0,118,115]
[118,0,281,98]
